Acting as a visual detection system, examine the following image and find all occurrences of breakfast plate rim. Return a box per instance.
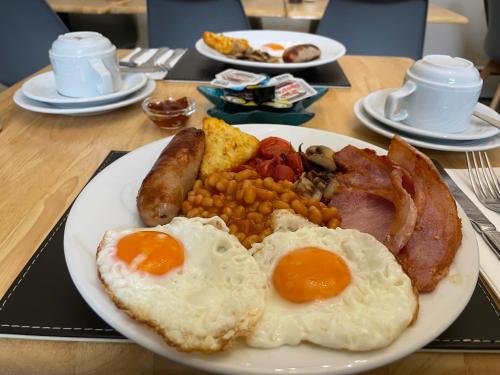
[21,71,148,106]
[194,30,346,69]
[354,99,500,152]
[13,79,156,116]
[63,125,479,375]
[362,88,500,141]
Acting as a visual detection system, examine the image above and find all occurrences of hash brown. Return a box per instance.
[200,117,260,178]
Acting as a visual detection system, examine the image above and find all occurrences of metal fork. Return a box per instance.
[466,151,500,212]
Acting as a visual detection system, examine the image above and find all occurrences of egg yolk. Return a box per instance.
[272,247,351,303]
[116,231,184,276]
[263,43,284,51]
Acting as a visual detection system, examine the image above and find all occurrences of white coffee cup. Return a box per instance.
[384,55,482,133]
[49,32,122,98]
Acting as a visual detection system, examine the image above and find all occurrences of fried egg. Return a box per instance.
[261,43,285,57]
[97,216,267,352]
[247,226,418,351]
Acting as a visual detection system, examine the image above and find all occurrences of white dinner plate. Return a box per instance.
[14,79,156,116]
[363,89,500,141]
[64,125,478,375]
[195,30,346,70]
[21,71,148,107]
[355,100,500,152]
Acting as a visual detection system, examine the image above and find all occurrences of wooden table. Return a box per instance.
[47,0,468,24]
[285,1,469,24]
[46,0,286,17]
[0,55,498,374]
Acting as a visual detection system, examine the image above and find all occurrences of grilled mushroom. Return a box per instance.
[304,145,336,172]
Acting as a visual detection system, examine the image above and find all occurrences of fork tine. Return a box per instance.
[478,152,497,199]
[472,152,494,199]
[468,152,489,199]
[466,152,483,199]
[483,152,500,197]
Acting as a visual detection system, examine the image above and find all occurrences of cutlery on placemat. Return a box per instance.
[119,48,171,73]
[139,47,170,68]
[434,160,500,260]
[473,110,500,129]
[119,48,186,74]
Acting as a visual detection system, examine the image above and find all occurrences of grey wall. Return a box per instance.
[423,0,488,65]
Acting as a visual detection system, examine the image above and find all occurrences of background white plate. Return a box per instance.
[21,72,147,107]
[64,125,478,375]
[362,89,500,141]
[14,80,155,116]
[195,30,346,70]
[355,100,500,152]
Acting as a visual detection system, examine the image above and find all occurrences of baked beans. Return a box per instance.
[181,170,340,248]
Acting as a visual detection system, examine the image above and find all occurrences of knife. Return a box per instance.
[434,160,500,260]
[119,66,167,73]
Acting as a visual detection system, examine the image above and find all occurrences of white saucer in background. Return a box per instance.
[362,89,500,141]
[354,99,500,152]
[14,79,156,116]
[21,71,148,107]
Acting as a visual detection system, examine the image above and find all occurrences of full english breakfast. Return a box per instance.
[98,117,462,354]
[202,31,322,64]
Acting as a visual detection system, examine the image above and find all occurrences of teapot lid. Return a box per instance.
[50,32,115,57]
[408,55,482,89]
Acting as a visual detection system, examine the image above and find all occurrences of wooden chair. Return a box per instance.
[482,0,500,110]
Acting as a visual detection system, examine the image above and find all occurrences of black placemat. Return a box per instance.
[0,151,499,350]
[167,49,351,88]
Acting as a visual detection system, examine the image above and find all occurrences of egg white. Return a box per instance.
[97,216,267,352]
[247,226,418,351]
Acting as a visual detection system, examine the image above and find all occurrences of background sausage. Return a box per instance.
[137,127,205,226]
[283,44,321,63]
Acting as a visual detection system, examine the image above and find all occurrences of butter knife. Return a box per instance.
[119,66,165,73]
[434,161,500,260]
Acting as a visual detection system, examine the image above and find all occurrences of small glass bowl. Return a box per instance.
[142,96,196,130]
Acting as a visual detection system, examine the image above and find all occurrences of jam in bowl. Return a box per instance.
[142,96,196,129]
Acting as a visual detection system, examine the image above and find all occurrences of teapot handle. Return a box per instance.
[384,81,417,122]
[89,58,113,95]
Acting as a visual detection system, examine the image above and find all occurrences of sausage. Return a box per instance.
[283,44,321,63]
[137,127,205,226]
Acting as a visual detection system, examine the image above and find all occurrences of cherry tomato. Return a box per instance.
[257,159,277,178]
[273,164,295,182]
[259,137,292,159]
[286,152,304,175]
[247,157,263,169]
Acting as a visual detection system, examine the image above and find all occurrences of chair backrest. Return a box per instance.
[147,0,250,48]
[0,1,68,86]
[484,0,500,61]
[315,0,428,60]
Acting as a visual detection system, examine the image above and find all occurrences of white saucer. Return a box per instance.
[354,99,500,152]
[14,79,156,116]
[363,88,500,141]
[21,71,148,107]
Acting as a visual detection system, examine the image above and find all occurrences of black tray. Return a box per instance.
[167,49,351,88]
